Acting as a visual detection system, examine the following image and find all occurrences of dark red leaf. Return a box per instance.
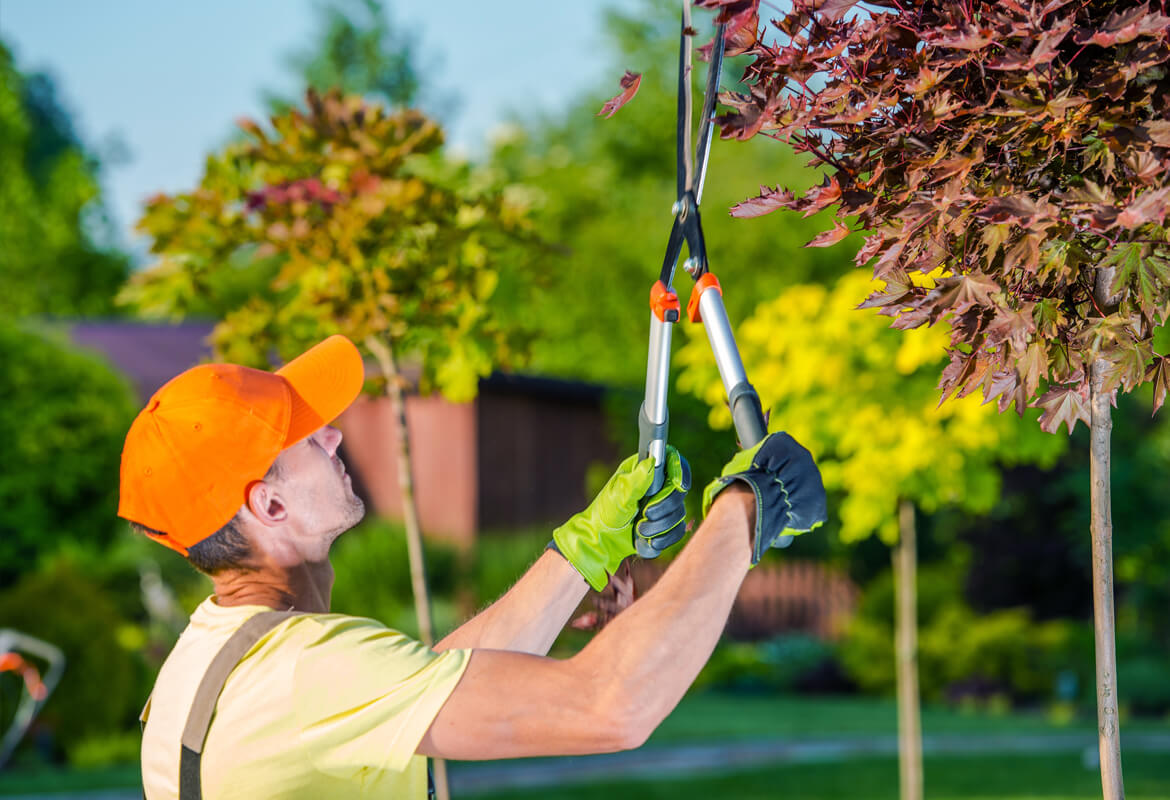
[1117,187,1170,229]
[922,25,995,50]
[804,219,851,247]
[810,0,861,22]
[729,184,796,218]
[597,71,642,119]
[723,7,759,56]
[1035,384,1090,435]
[1147,355,1170,414]
[1073,5,1170,47]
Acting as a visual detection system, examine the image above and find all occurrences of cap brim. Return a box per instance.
[276,335,366,446]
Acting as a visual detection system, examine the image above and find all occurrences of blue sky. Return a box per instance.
[0,1,617,252]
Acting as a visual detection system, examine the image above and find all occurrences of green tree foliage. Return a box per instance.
[0,320,138,583]
[272,0,421,111]
[679,270,1065,542]
[122,89,536,401]
[0,40,128,316]
[486,0,848,387]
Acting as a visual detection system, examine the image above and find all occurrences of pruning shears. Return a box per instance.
[636,2,789,555]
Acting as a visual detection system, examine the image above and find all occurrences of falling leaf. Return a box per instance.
[597,71,643,119]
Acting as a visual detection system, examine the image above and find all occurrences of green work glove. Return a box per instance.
[553,447,690,591]
[703,432,827,565]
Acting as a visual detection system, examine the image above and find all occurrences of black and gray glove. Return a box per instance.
[702,432,827,564]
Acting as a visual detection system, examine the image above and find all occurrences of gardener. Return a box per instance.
[122,334,826,799]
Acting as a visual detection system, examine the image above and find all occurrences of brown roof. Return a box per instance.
[68,320,215,401]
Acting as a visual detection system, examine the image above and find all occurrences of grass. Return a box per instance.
[2,694,1166,796]
[649,690,1170,744]
[469,753,1170,800]
[0,762,140,795]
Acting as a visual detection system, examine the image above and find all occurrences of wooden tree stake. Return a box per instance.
[895,498,923,800]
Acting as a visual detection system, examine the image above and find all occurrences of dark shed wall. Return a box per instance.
[475,374,617,532]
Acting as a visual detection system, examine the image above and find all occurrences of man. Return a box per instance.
[123,334,825,799]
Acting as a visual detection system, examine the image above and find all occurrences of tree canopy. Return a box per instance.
[713,0,1170,433]
[0,40,128,317]
[270,0,422,112]
[122,90,538,402]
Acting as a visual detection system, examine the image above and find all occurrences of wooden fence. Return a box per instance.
[622,559,859,641]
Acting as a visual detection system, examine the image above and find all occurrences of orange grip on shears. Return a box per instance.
[686,273,723,323]
[650,280,681,323]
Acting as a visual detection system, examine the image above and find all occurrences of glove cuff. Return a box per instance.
[551,524,610,592]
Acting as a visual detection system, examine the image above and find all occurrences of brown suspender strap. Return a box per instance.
[176,610,301,800]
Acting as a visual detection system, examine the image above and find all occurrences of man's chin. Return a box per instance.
[342,496,366,530]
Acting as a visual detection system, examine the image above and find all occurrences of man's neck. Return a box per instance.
[212,559,334,613]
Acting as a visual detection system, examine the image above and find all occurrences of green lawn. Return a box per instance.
[2,693,1166,797]
[650,690,1170,743]
[471,753,1170,800]
[0,762,140,795]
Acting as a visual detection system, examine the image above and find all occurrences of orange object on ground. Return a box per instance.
[686,273,723,323]
[0,652,47,700]
[118,335,365,555]
[650,280,681,323]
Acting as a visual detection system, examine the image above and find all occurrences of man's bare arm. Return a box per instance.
[417,488,754,760]
[433,550,588,654]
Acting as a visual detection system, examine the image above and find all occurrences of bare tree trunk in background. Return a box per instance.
[894,499,923,800]
[364,335,449,800]
[1090,266,1125,800]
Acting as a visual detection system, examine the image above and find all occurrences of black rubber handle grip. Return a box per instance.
[728,380,767,449]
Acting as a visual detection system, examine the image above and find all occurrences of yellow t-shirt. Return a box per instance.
[141,597,470,799]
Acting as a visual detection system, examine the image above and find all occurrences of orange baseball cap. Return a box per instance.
[118,335,365,555]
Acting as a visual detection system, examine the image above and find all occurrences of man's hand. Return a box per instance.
[552,448,690,591]
[702,432,827,565]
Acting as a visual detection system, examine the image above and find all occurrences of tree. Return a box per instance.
[487,0,848,389]
[121,88,536,659]
[711,3,1170,795]
[268,0,422,113]
[0,40,128,317]
[0,319,138,583]
[679,268,1064,800]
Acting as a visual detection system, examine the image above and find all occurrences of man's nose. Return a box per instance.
[321,425,343,455]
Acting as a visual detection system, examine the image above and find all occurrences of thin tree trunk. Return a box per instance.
[364,335,449,800]
[1090,358,1125,800]
[1090,270,1125,800]
[894,499,923,800]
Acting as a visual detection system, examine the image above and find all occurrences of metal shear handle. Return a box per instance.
[637,5,786,548]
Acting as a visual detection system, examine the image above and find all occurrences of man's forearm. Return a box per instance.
[434,550,589,654]
[572,488,754,740]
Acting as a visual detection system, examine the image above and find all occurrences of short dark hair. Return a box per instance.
[129,458,283,576]
[130,516,252,576]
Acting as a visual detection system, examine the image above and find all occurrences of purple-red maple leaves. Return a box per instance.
[717,0,1170,432]
[597,71,642,118]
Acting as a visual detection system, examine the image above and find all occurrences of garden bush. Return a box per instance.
[694,634,838,694]
[1118,656,1170,716]
[841,565,1077,704]
[0,320,137,584]
[327,518,460,637]
[0,557,147,764]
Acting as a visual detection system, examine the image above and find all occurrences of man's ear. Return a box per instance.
[245,480,288,527]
